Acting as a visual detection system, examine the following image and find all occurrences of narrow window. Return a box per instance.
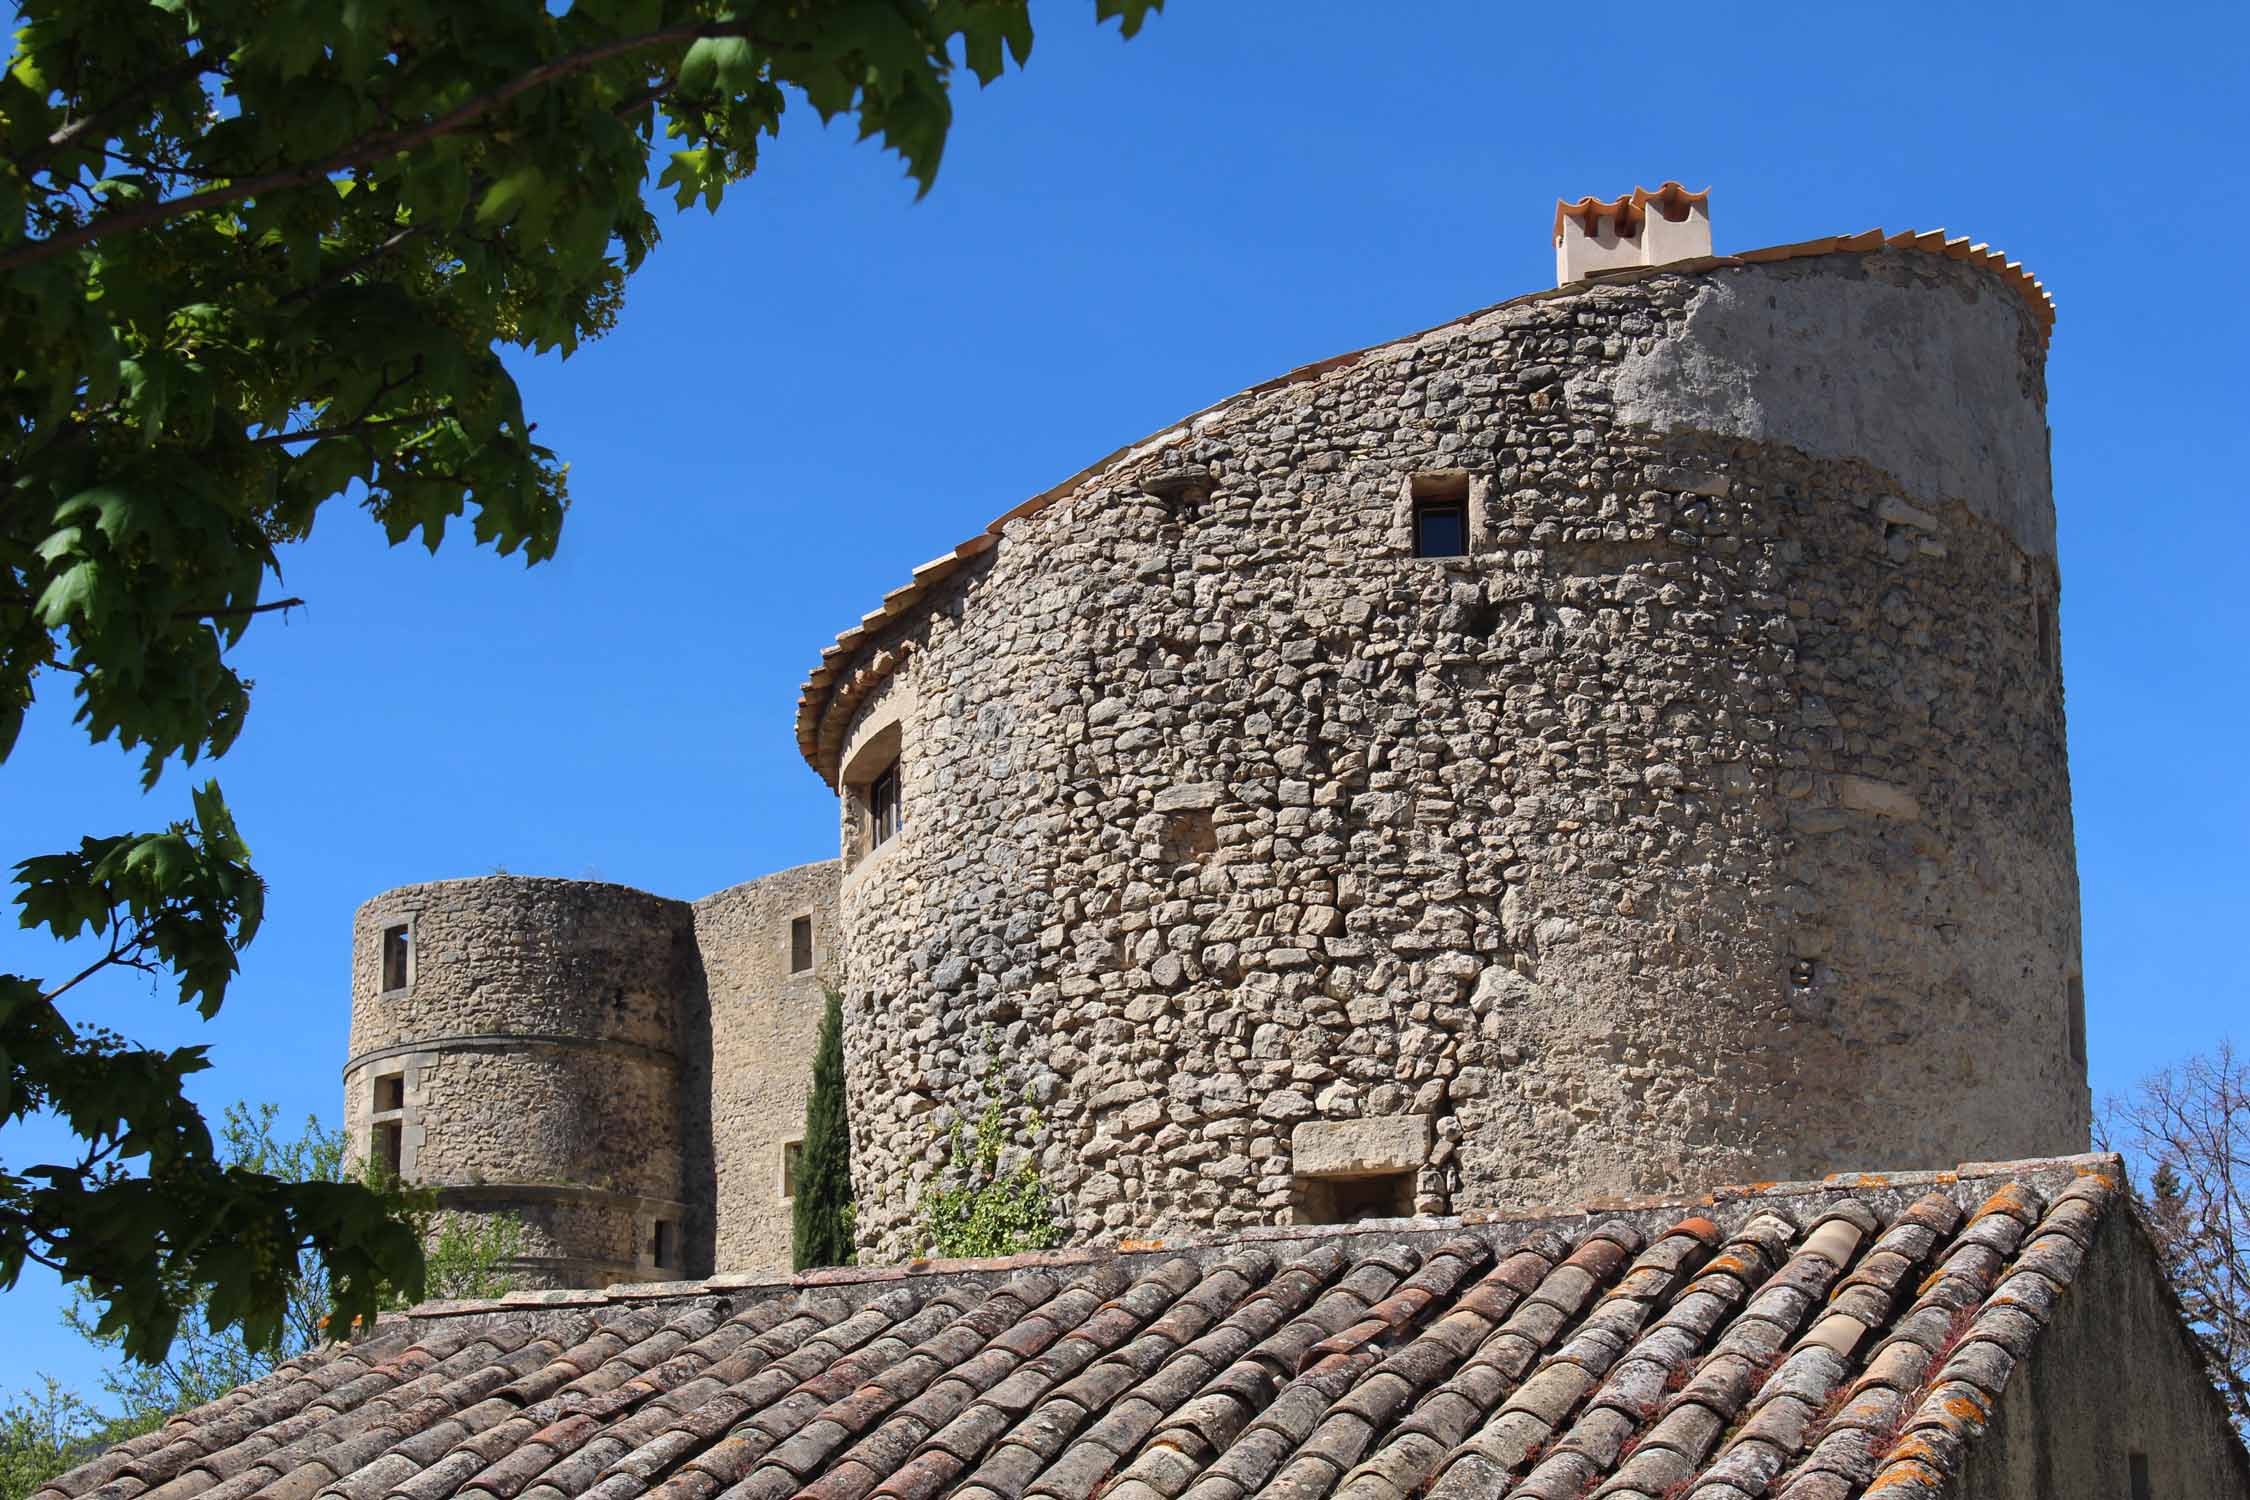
[790,915,814,974]
[2130,1452,2151,1500]
[782,1140,804,1200]
[651,1219,676,1270]
[381,923,412,991]
[1414,497,1467,557]
[869,760,902,849]
[373,1120,403,1179]
[2068,974,2087,1065]
[1294,1170,1416,1225]
[373,1072,405,1114]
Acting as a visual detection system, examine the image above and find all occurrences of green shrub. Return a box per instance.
[916,1057,1061,1259]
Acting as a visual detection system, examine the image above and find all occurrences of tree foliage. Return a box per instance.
[915,1052,1059,1259]
[791,991,855,1271]
[0,1104,522,1500]
[0,1379,116,1500]
[2,0,1163,1364]
[2101,1040,2250,1430]
[64,1103,523,1422]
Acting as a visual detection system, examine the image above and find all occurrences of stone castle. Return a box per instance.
[345,187,2092,1286]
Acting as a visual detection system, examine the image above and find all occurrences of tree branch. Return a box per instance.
[0,21,766,273]
[15,55,221,178]
[174,596,305,623]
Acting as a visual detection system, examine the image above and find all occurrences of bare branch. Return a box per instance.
[174,596,305,622]
[2106,1040,2250,1433]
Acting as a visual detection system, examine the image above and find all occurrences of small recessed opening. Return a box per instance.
[1294,1170,1415,1225]
[790,915,814,974]
[868,759,902,850]
[782,1140,803,1201]
[2130,1452,2151,1500]
[380,923,411,991]
[372,1119,403,1179]
[2068,973,2086,1065]
[1409,473,1472,559]
[1157,808,1218,863]
[652,1218,676,1270]
[373,1072,405,1113]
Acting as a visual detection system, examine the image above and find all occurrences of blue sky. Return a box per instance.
[6,0,2246,1396]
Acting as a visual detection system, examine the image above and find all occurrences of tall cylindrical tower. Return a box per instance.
[798,239,2090,1262]
[343,876,700,1288]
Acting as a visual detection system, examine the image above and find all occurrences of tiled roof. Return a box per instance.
[791,227,2056,783]
[37,1156,2139,1500]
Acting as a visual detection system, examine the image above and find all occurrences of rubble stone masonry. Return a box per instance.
[824,249,2090,1262]
[346,864,840,1285]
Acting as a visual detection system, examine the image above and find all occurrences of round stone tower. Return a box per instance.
[343,876,701,1288]
[798,235,2091,1261]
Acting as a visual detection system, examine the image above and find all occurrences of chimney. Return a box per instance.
[1554,183,1712,285]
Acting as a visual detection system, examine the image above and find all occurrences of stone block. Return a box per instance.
[1836,775,1922,821]
[1291,1114,1433,1177]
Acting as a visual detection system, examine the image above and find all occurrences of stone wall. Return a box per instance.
[823,249,2091,1263]
[694,860,842,1276]
[1958,1195,2248,1498]
[344,877,701,1287]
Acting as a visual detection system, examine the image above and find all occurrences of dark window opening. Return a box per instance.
[790,915,814,973]
[2130,1452,2151,1500]
[869,761,902,849]
[1414,498,1467,558]
[1294,1170,1416,1225]
[652,1219,676,1270]
[372,1120,403,1179]
[381,923,411,991]
[2068,974,2087,1064]
[782,1140,803,1200]
[373,1073,405,1113]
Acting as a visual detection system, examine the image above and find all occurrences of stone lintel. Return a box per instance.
[1293,1113,1434,1177]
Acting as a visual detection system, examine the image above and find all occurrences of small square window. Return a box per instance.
[381,923,412,991]
[869,761,902,849]
[1414,499,1467,558]
[373,1073,405,1114]
[652,1218,676,1270]
[782,1140,803,1201]
[372,1120,403,1179]
[790,915,814,974]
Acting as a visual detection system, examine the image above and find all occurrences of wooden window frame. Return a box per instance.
[1413,496,1468,558]
[380,922,413,993]
[868,759,902,849]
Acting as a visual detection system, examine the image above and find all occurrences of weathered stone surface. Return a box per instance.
[347,864,841,1285]
[1292,1116,1432,1178]
[813,248,2089,1261]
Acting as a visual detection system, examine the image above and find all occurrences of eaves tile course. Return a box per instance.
[35,1155,2178,1500]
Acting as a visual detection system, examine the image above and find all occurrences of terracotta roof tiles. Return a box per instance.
[39,1158,2168,1500]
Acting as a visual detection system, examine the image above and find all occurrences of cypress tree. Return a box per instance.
[791,991,857,1270]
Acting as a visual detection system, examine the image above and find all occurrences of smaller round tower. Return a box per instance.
[344,876,699,1288]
